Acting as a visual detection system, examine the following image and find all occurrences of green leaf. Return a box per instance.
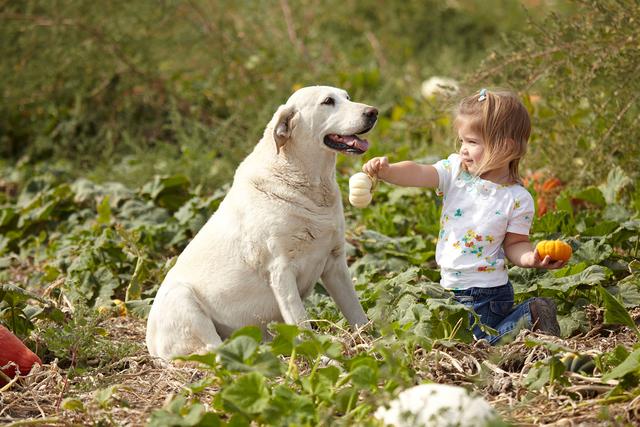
[0,207,16,227]
[558,308,588,337]
[142,175,192,211]
[607,277,640,308]
[0,283,45,305]
[599,166,632,204]
[532,210,574,235]
[295,332,343,360]
[230,326,263,343]
[552,262,587,278]
[148,395,220,427]
[216,336,259,371]
[124,298,153,318]
[599,286,640,336]
[602,348,640,381]
[536,265,608,294]
[94,384,121,409]
[265,385,316,424]
[61,398,85,412]
[125,257,147,301]
[572,240,613,264]
[572,186,606,207]
[96,196,112,225]
[317,365,341,385]
[178,352,218,368]
[524,338,572,354]
[221,372,270,415]
[247,351,283,377]
[524,357,566,390]
[269,323,301,356]
[334,386,358,414]
[349,365,377,390]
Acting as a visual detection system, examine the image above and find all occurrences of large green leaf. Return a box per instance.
[571,186,606,207]
[531,210,575,235]
[599,286,640,336]
[216,335,259,371]
[607,276,640,308]
[141,175,192,211]
[602,348,640,381]
[0,283,45,305]
[572,240,613,264]
[221,372,270,415]
[536,265,609,293]
[599,166,633,204]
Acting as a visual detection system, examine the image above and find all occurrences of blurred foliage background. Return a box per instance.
[7,0,634,192]
[2,3,640,423]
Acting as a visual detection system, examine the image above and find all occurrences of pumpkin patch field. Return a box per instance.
[1,151,640,426]
[2,1,640,426]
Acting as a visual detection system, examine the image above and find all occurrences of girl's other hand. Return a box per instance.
[533,249,566,269]
[363,156,389,178]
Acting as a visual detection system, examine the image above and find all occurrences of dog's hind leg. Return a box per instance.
[146,283,223,360]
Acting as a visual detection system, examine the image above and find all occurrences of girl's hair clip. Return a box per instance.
[478,88,487,102]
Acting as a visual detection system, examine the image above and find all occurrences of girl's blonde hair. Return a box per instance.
[454,89,531,184]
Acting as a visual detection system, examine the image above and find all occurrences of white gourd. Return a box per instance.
[350,187,370,197]
[348,172,374,208]
[374,383,500,427]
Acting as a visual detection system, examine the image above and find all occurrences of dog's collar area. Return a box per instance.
[323,134,369,154]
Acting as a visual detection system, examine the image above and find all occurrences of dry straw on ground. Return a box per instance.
[1,311,639,426]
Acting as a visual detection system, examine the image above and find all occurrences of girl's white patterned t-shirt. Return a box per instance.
[433,153,535,290]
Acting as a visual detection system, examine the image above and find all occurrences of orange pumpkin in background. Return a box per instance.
[536,240,573,262]
[523,171,563,217]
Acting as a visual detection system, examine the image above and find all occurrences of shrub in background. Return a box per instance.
[470,0,640,186]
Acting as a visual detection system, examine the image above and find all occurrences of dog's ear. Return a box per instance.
[273,104,298,154]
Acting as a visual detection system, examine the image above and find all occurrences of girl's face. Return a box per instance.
[456,115,485,175]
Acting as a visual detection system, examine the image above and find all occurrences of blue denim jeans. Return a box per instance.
[452,282,534,345]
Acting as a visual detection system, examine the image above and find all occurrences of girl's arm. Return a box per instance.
[503,232,566,269]
[362,157,439,188]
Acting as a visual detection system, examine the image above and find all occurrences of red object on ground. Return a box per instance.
[0,324,42,385]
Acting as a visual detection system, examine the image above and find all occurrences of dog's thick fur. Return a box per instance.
[146,86,376,359]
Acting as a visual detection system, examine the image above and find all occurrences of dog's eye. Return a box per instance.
[321,97,335,106]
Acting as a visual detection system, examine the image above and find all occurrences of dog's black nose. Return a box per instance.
[363,107,378,120]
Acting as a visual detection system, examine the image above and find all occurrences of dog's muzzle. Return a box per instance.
[323,107,378,155]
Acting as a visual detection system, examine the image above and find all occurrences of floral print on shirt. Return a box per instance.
[452,229,488,258]
[477,257,499,273]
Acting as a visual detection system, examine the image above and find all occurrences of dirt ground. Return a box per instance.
[1,312,639,427]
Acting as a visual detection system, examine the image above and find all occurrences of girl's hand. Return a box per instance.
[533,249,566,269]
[363,156,390,179]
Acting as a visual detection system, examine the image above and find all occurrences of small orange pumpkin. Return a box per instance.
[541,177,562,192]
[536,240,572,262]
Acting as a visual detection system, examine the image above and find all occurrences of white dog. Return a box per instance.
[146,86,377,360]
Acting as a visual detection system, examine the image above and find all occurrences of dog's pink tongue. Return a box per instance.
[346,136,369,152]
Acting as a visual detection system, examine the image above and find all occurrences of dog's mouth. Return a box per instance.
[323,134,370,154]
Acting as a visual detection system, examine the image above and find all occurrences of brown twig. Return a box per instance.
[599,92,640,145]
[279,0,305,57]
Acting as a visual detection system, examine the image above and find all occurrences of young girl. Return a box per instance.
[363,88,565,345]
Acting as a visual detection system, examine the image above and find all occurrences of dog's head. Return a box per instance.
[271,86,377,155]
